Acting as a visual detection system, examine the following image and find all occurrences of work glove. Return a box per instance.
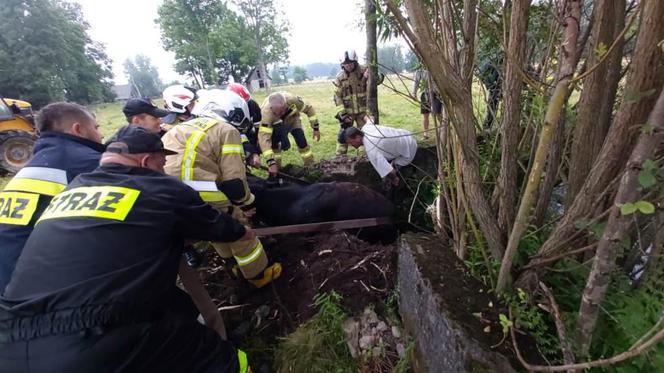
[335,112,353,128]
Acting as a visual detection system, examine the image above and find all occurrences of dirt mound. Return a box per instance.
[197,232,397,366]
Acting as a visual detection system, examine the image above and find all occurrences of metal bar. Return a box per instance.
[252,217,392,236]
[252,165,312,184]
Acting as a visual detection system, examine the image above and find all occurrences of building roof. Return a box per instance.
[244,67,272,83]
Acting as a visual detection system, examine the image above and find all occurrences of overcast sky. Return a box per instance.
[75,0,369,85]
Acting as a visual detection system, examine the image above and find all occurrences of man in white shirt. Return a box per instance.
[344,124,417,187]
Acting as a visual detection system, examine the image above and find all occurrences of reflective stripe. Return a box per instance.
[308,115,318,122]
[14,167,67,184]
[183,181,229,203]
[221,144,242,154]
[4,178,66,196]
[235,241,263,266]
[181,131,205,182]
[240,134,249,143]
[0,192,39,225]
[38,186,140,222]
[299,150,313,158]
[262,149,274,158]
[259,126,273,134]
[184,180,218,192]
[199,191,229,202]
[237,350,249,373]
[4,167,68,196]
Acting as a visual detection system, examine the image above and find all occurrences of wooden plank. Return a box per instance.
[251,217,392,237]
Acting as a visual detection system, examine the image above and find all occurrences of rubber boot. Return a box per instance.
[299,146,314,167]
[247,263,283,288]
[336,142,348,156]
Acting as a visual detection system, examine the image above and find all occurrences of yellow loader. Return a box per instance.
[0,97,37,174]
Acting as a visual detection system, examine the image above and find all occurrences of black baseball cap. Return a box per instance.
[107,125,177,155]
[122,98,170,118]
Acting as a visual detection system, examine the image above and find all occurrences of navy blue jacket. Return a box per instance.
[0,132,104,291]
[1,163,245,341]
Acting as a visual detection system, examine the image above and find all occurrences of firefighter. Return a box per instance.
[0,102,105,291]
[258,91,320,176]
[0,126,251,372]
[162,85,198,131]
[162,89,281,288]
[227,83,262,168]
[333,49,381,155]
[121,97,171,134]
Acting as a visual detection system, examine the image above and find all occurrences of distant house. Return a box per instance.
[244,67,272,92]
[112,84,140,101]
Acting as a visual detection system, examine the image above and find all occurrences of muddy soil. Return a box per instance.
[197,232,397,369]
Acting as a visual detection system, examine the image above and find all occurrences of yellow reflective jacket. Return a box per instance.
[162,117,253,208]
[333,64,368,115]
[257,92,318,162]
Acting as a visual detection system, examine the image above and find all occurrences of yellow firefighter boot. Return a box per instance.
[299,146,314,167]
[247,262,283,288]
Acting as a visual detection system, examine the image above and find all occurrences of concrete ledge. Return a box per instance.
[398,234,519,373]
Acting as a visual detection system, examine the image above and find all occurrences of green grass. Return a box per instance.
[89,79,426,168]
[251,79,425,166]
[275,291,357,373]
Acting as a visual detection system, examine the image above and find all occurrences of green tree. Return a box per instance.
[404,49,419,71]
[377,45,405,74]
[156,0,256,87]
[123,55,163,98]
[292,66,309,83]
[271,65,284,84]
[0,0,115,108]
[233,0,290,90]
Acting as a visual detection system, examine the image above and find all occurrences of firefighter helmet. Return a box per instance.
[341,49,358,64]
[191,89,251,133]
[226,83,251,102]
[162,85,197,114]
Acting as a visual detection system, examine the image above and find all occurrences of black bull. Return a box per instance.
[247,177,398,244]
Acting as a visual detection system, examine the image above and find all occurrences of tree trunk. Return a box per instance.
[594,0,626,151]
[533,111,566,227]
[385,0,505,260]
[496,0,581,294]
[365,0,379,123]
[497,0,531,235]
[568,0,624,202]
[577,86,664,355]
[519,0,664,281]
[460,0,478,83]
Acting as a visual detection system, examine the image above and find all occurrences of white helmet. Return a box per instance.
[191,89,251,132]
[163,85,197,113]
[341,49,358,64]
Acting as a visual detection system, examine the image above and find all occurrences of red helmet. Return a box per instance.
[226,83,251,102]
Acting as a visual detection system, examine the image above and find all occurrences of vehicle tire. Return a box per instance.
[0,130,36,175]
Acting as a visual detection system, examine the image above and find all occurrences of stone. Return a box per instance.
[376,321,388,332]
[343,318,360,358]
[359,335,375,351]
[398,233,521,372]
[391,326,402,339]
[396,343,406,358]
